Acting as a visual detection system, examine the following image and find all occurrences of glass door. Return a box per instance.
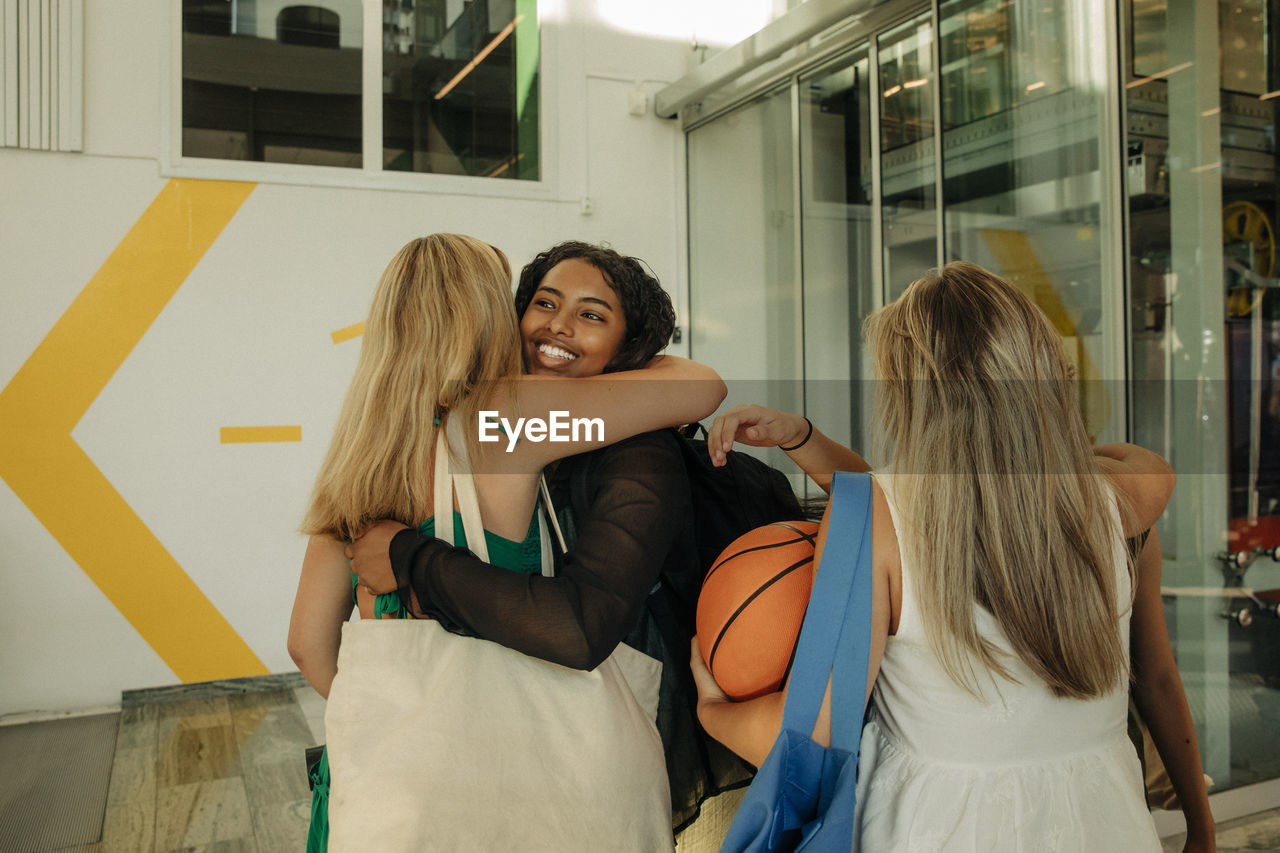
[878,13,940,301]
[687,85,802,473]
[800,48,876,469]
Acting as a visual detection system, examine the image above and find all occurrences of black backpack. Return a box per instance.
[672,422,815,575]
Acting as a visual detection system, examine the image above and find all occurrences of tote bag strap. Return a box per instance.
[434,420,490,563]
[435,418,554,577]
[433,428,456,548]
[779,471,873,746]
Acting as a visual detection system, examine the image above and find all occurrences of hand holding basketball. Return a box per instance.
[690,637,728,708]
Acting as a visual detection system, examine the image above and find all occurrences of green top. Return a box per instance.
[351,509,543,618]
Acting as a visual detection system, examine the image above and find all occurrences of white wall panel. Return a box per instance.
[0,0,707,716]
[81,0,155,158]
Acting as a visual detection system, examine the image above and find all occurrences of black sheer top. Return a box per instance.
[388,430,692,669]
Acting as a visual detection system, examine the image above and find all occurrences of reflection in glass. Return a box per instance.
[800,51,875,467]
[383,0,539,179]
[182,0,363,167]
[1133,0,1271,96]
[879,14,938,300]
[938,0,1069,127]
[939,0,1115,439]
[1221,0,1270,96]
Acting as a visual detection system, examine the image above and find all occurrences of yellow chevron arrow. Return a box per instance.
[0,178,266,682]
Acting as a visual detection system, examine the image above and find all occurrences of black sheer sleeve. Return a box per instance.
[388,431,691,671]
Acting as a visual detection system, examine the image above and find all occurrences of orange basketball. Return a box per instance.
[696,521,819,701]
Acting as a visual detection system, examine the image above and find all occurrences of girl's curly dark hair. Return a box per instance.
[515,241,677,373]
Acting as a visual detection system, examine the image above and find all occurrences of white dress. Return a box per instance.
[852,477,1162,852]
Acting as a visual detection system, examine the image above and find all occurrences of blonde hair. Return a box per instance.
[865,261,1130,699]
[301,234,522,540]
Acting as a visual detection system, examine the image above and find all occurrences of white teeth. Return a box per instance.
[538,343,577,361]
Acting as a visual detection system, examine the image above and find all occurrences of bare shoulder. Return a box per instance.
[869,476,903,635]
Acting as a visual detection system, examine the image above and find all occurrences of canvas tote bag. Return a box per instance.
[325,418,672,852]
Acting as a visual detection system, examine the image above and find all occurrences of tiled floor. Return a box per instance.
[4,673,1279,852]
[98,676,324,852]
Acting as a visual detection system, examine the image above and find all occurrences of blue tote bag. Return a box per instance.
[720,471,874,852]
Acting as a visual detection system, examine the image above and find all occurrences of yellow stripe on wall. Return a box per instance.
[331,322,364,344]
[221,426,302,443]
[0,178,267,683]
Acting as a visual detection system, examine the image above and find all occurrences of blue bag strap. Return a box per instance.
[778,471,873,740]
[826,471,875,752]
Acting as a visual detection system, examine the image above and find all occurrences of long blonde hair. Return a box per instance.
[301,234,522,540]
[865,261,1130,699]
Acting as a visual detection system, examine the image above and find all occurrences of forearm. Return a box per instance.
[786,426,871,492]
[393,434,687,669]
[708,406,870,489]
[394,533,633,669]
[1129,527,1213,843]
[295,652,338,700]
[697,691,786,769]
[1132,672,1214,839]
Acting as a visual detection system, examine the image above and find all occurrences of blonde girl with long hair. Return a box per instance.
[288,234,725,850]
[693,262,1213,851]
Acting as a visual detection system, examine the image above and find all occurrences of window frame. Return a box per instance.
[163,0,557,199]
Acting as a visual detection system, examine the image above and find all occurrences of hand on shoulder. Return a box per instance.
[1093,443,1175,535]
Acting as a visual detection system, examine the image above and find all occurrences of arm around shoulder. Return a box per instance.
[507,356,726,467]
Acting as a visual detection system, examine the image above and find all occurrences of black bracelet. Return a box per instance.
[779,417,813,452]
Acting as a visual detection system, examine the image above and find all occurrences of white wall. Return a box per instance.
[0,0,768,716]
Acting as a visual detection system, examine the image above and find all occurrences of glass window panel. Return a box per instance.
[382,0,539,179]
[939,0,1118,441]
[800,50,875,476]
[688,87,801,472]
[879,13,939,300]
[1126,0,1280,794]
[181,1,363,167]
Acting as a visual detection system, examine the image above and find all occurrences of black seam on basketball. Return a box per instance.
[779,610,804,689]
[771,521,817,544]
[707,554,815,674]
[703,534,815,586]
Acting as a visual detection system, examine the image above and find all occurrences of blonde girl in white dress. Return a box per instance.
[693,261,1214,852]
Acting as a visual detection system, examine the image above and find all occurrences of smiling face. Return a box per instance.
[519,258,627,377]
